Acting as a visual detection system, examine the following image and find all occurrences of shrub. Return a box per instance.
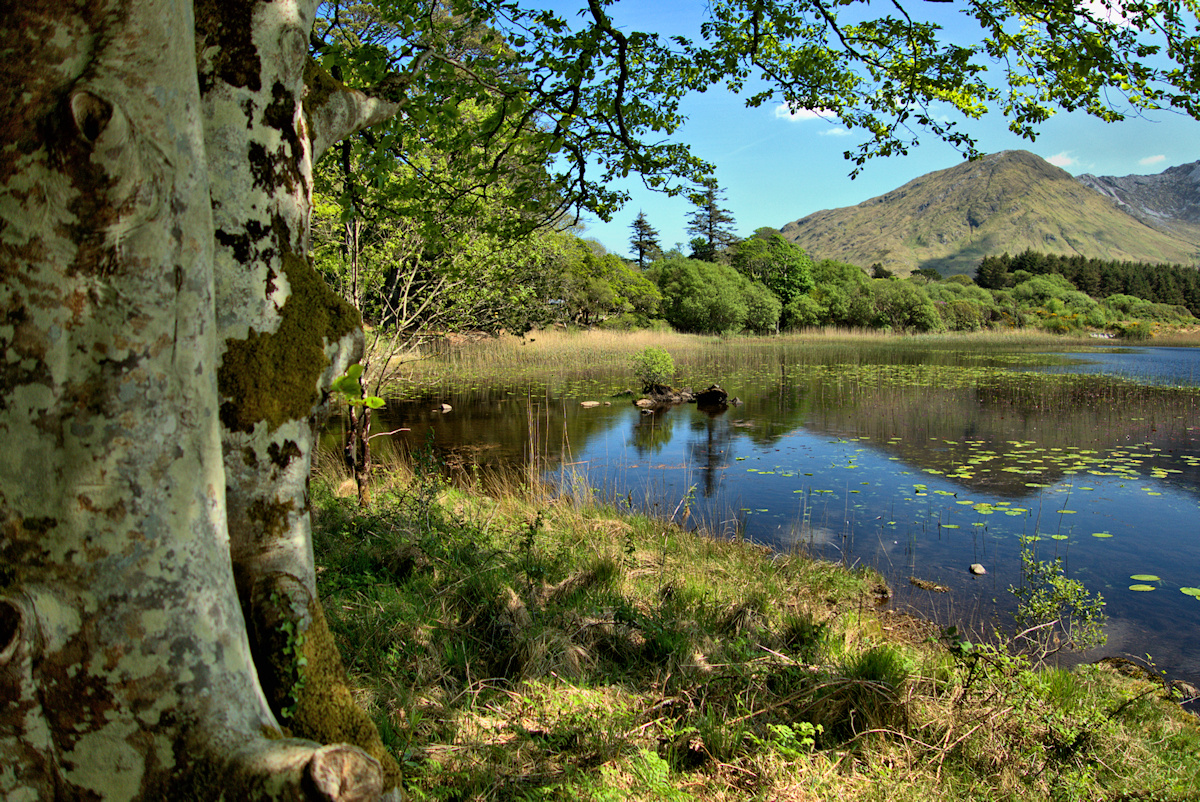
[651,255,748,334]
[1084,307,1109,328]
[1011,535,1107,660]
[872,279,944,332]
[742,279,782,334]
[631,347,675,391]
[1040,313,1081,334]
[939,299,986,331]
[1116,320,1152,340]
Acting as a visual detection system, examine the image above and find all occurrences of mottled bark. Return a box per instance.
[196,0,400,789]
[1,0,402,798]
[304,60,402,164]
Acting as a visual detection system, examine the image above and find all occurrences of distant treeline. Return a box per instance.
[976,251,1200,317]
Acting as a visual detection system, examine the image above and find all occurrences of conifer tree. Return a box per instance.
[686,186,738,262]
[629,211,663,268]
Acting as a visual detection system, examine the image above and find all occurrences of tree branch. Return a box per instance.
[304,54,434,162]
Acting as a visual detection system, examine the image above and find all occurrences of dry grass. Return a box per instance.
[1146,327,1200,347]
[394,326,1113,384]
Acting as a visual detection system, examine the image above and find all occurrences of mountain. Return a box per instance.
[1077,161,1200,243]
[778,151,1200,277]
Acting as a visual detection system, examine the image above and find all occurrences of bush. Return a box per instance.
[1011,535,1107,659]
[1040,313,1081,334]
[872,279,944,332]
[651,255,748,334]
[938,299,986,331]
[631,347,675,391]
[1116,320,1152,340]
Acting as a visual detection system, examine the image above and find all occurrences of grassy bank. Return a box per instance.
[312,451,1200,801]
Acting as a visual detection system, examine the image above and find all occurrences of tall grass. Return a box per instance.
[391,327,1104,392]
[1147,328,1200,347]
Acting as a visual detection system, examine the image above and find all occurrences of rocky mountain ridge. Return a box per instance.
[1077,161,1200,241]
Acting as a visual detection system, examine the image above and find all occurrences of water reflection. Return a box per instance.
[344,343,1200,687]
[630,407,674,457]
[1043,346,1200,386]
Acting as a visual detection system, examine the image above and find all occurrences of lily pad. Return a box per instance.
[1130,574,1161,582]
[1128,584,1157,592]
[1092,532,1113,538]
[1180,588,1200,598]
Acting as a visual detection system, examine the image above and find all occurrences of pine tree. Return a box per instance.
[686,186,738,262]
[629,210,662,268]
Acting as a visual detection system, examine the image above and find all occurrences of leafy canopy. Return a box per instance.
[313,0,1200,230]
[730,229,815,307]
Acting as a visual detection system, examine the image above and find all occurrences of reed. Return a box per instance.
[393,327,1111,390]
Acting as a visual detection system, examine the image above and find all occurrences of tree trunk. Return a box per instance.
[2,0,401,798]
[345,406,374,509]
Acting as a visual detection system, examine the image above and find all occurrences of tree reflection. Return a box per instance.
[688,406,735,497]
[630,407,676,457]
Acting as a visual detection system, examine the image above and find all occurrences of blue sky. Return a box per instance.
[555,1,1200,258]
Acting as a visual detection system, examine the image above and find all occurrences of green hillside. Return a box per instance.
[779,151,1200,276]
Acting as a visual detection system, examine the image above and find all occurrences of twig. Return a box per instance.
[368,427,410,441]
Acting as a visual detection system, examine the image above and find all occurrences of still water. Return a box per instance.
[364,343,1200,686]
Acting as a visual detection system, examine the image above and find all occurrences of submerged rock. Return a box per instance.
[909,577,951,593]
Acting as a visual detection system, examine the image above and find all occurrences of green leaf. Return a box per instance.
[331,376,362,397]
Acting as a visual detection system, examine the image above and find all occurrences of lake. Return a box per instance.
[353,341,1200,688]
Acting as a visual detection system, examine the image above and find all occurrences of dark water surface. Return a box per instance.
[353,343,1200,686]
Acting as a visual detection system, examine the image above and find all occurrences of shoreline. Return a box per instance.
[311,452,1200,801]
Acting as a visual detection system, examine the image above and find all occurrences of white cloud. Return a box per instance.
[819,127,852,137]
[1047,151,1078,168]
[774,104,835,122]
[1139,154,1166,167]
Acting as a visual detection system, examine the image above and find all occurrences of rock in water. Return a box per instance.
[969,563,987,575]
[694,384,729,406]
